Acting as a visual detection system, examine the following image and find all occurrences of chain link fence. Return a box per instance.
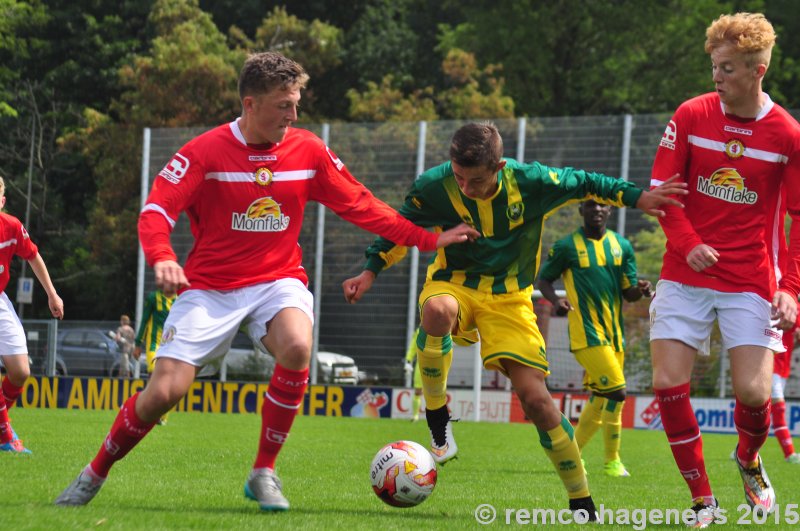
[132,115,800,398]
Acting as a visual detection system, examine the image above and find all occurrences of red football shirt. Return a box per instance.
[139,121,438,290]
[651,92,800,301]
[0,212,38,292]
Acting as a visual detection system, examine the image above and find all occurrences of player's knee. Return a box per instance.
[274,338,312,368]
[735,385,771,406]
[601,389,626,402]
[7,368,29,387]
[420,299,458,336]
[518,388,558,425]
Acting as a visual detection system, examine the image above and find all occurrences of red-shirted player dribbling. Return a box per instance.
[648,13,800,526]
[54,52,478,511]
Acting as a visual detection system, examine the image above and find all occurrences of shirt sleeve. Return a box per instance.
[779,141,800,298]
[651,105,704,257]
[538,239,568,282]
[531,162,643,215]
[309,145,438,252]
[15,222,38,261]
[621,237,637,290]
[138,145,206,266]
[363,178,439,275]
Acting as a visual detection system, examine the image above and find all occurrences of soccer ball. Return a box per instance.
[370,440,437,507]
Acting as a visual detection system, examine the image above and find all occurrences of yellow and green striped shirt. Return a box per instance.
[364,158,642,295]
[538,228,638,351]
[134,290,176,354]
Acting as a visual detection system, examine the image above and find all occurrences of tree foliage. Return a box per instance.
[347,49,514,121]
[3,0,800,319]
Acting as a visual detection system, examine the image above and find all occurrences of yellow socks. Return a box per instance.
[575,395,605,449]
[416,330,452,411]
[538,414,590,499]
[601,399,624,463]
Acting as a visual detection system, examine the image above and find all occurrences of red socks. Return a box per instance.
[655,383,712,499]
[0,378,23,444]
[772,401,796,458]
[254,365,308,470]
[735,398,770,464]
[0,402,11,444]
[90,392,155,477]
[2,378,23,410]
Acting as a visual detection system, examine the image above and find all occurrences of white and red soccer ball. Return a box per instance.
[370,440,437,507]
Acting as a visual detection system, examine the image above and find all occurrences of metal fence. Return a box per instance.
[130,115,800,398]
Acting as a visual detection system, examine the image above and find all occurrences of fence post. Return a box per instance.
[47,318,58,377]
[405,122,425,386]
[516,117,527,162]
[311,123,331,385]
[134,127,151,380]
[617,114,633,237]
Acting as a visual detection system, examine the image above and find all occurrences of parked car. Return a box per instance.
[316,351,359,385]
[198,332,360,385]
[55,328,146,378]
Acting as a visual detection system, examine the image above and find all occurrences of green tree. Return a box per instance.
[64,0,246,317]
[250,6,343,120]
[440,0,764,116]
[347,49,513,121]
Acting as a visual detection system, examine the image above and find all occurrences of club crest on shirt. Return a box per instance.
[254,167,273,186]
[232,197,290,232]
[506,202,524,221]
[724,139,745,159]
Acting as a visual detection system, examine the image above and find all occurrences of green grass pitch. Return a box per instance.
[2,408,798,529]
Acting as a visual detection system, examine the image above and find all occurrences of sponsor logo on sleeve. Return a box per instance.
[659,120,677,150]
[159,153,190,184]
[21,226,29,240]
[326,146,344,171]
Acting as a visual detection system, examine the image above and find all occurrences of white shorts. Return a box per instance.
[649,280,783,356]
[772,373,786,401]
[156,278,314,368]
[0,292,27,355]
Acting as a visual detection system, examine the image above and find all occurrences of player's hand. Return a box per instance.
[636,174,688,217]
[404,361,414,373]
[342,270,376,304]
[771,290,798,330]
[637,279,654,298]
[686,244,719,272]
[435,223,480,248]
[48,293,64,320]
[154,260,190,294]
[133,346,142,361]
[554,298,572,316]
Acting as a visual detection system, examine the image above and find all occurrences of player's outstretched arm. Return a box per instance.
[28,253,64,319]
[342,270,376,304]
[154,260,190,295]
[435,223,480,248]
[636,174,688,217]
